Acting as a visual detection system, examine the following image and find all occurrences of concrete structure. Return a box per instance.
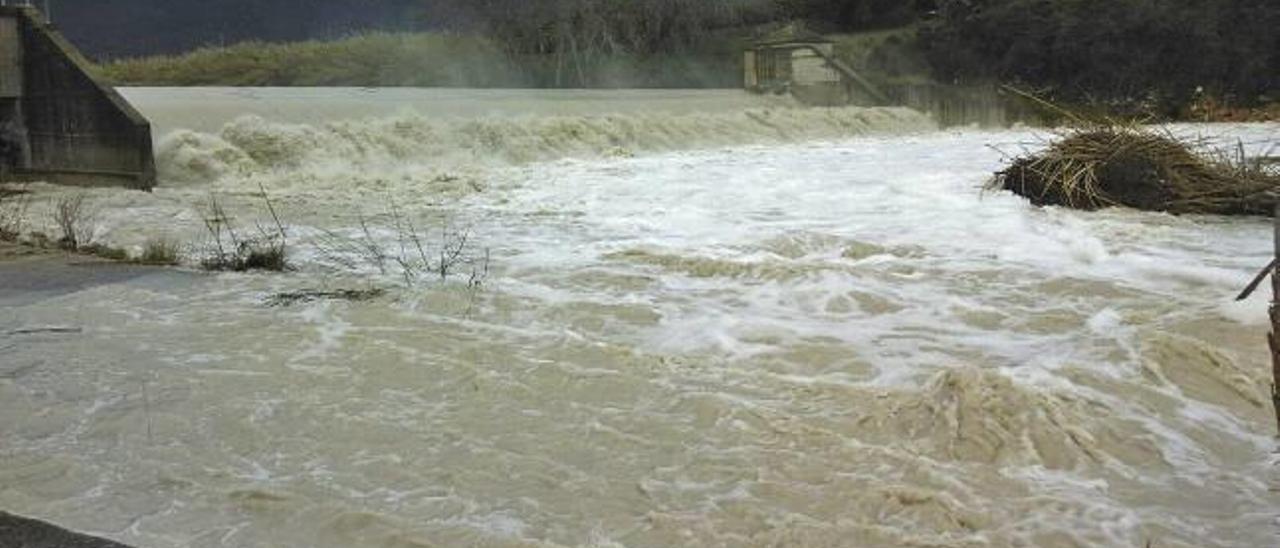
[884,81,1043,127]
[744,23,887,107]
[0,511,136,548]
[0,6,155,190]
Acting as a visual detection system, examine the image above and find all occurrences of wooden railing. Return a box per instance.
[797,44,889,105]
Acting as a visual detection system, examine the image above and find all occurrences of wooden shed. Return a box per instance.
[744,23,887,107]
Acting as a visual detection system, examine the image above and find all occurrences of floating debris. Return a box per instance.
[266,288,386,307]
[7,326,83,336]
[992,125,1280,215]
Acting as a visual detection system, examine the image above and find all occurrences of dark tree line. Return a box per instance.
[421,0,935,56]
[422,0,1276,104]
[412,0,940,86]
[422,0,769,54]
[415,0,781,86]
[772,0,934,30]
[920,0,1280,108]
[55,0,423,59]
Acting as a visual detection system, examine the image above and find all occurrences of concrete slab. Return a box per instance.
[0,243,190,307]
[0,512,135,548]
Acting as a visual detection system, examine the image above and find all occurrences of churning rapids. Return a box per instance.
[2,88,1278,548]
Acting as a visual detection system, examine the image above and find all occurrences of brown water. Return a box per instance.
[1,89,1278,547]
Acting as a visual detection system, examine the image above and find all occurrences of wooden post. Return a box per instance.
[1271,202,1280,433]
[1233,201,1280,434]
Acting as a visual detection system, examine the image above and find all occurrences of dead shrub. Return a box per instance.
[198,187,290,272]
[0,185,31,241]
[51,193,98,250]
[313,198,490,289]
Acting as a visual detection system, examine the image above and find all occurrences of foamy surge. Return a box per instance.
[155,106,934,185]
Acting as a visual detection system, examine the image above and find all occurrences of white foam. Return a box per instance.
[153,106,935,187]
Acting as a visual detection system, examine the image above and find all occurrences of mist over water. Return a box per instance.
[2,89,1279,547]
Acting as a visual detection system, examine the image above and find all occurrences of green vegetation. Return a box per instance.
[80,243,130,261]
[97,31,753,89]
[99,33,520,88]
[138,237,182,266]
[96,30,745,89]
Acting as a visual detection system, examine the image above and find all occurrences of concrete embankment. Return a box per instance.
[0,243,186,308]
[0,6,155,189]
[0,512,136,548]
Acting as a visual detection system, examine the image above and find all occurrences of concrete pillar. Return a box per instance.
[0,6,155,189]
[0,16,21,97]
[1,16,27,175]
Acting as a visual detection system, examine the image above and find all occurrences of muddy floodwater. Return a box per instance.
[1,88,1279,547]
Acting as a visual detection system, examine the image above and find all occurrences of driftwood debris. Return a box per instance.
[6,326,83,336]
[266,288,385,307]
[993,125,1280,216]
[1237,201,1280,433]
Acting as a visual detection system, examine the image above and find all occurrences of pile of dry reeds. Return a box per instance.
[992,124,1280,216]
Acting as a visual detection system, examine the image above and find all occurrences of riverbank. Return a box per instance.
[0,242,183,308]
[0,241,52,262]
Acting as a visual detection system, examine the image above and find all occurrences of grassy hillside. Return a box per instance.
[97,31,746,89]
[97,33,523,88]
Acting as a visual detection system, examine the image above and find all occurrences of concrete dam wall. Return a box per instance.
[0,6,155,190]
